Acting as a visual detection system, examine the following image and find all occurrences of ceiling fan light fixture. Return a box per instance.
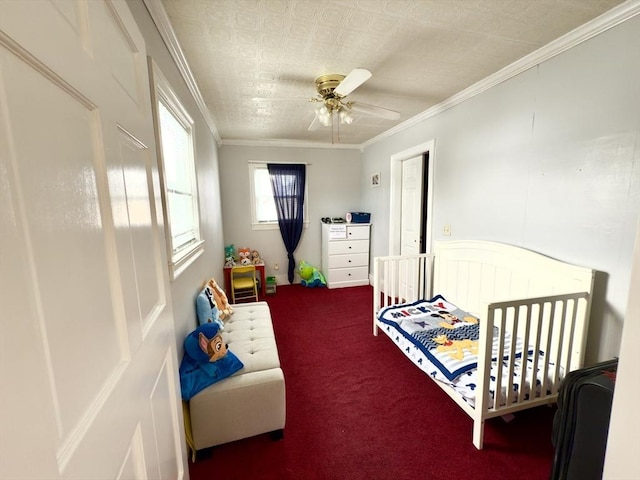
[315,107,332,126]
[339,109,353,125]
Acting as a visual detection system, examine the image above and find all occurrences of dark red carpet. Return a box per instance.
[189,285,555,480]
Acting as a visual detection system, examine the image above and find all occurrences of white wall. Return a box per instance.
[361,15,640,365]
[128,0,226,355]
[218,145,361,283]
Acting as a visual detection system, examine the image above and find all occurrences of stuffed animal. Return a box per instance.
[251,250,262,265]
[206,278,233,321]
[179,322,244,400]
[298,260,326,287]
[199,327,228,362]
[238,247,252,265]
[224,245,236,267]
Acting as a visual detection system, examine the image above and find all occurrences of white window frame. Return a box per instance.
[149,60,204,279]
[248,163,309,231]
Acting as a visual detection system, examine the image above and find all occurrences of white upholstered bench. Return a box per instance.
[187,302,286,456]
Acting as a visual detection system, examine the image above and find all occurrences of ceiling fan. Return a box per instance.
[307,68,401,132]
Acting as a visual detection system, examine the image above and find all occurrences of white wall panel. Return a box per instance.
[115,127,165,340]
[149,351,182,480]
[116,425,147,480]
[2,49,125,441]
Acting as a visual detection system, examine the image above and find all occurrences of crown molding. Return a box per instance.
[362,0,640,150]
[142,0,221,145]
[220,138,361,150]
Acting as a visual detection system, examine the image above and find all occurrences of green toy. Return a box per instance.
[298,260,326,288]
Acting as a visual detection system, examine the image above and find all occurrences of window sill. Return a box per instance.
[170,240,205,280]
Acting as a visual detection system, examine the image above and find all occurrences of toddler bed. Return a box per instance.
[373,240,594,449]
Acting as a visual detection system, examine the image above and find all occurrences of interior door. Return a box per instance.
[400,155,424,256]
[397,155,424,299]
[0,1,187,478]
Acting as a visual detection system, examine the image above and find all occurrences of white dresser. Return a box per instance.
[321,223,371,289]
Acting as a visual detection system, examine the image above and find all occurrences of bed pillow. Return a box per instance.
[206,278,234,320]
[196,285,221,327]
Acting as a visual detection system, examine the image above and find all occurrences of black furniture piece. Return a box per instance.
[550,358,618,480]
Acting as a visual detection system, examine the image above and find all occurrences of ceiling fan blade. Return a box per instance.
[349,102,401,120]
[334,68,372,97]
[308,114,320,131]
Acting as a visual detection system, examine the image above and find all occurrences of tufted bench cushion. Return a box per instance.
[188,302,286,451]
[223,302,280,373]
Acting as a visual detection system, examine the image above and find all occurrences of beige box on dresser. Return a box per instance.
[321,223,371,288]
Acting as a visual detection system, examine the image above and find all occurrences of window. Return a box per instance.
[249,163,309,230]
[150,61,203,279]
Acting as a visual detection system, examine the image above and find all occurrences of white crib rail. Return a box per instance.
[373,254,434,335]
[471,292,590,445]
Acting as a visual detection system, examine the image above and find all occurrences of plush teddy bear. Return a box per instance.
[298,260,326,287]
[238,247,252,265]
[251,250,262,265]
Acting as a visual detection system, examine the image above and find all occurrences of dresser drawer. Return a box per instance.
[328,266,369,284]
[328,252,368,269]
[328,239,368,255]
[346,226,370,240]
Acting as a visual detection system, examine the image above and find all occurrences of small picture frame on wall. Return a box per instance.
[371,172,380,187]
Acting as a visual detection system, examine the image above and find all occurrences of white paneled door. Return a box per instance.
[398,155,424,301]
[400,155,424,256]
[0,1,187,479]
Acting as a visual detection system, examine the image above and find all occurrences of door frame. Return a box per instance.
[389,139,435,256]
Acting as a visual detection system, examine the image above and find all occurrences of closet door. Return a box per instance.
[0,1,186,478]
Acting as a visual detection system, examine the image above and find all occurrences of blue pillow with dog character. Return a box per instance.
[179,322,243,400]
[196,286,224,330]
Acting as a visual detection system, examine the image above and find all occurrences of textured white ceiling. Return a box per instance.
[159,0,624,145]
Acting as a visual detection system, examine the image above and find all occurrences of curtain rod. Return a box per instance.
[248,161,312,166]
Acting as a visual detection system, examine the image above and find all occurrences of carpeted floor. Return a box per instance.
[189,284,555,480]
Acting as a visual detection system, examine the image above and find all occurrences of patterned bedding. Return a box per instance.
[377,296,557,407]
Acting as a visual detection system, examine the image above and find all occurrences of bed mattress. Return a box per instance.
[376,297,561,408]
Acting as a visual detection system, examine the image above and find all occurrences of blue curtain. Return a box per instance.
[267,163,306,284]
